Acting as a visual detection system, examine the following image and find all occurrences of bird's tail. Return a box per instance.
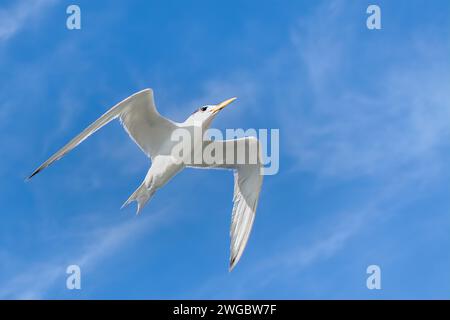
[121,182,155,215]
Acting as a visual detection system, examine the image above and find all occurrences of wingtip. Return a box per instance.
[25,170,39,182]
[229,257,237,272]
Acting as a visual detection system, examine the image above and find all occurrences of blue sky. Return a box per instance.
[0,0,449,299]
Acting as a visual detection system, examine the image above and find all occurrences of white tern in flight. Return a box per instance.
[28,89,263,270]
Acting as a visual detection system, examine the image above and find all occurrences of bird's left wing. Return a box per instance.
[189,137,264,270]
[28,88,175,179]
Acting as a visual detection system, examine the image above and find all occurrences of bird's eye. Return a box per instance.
[200,106,208,112]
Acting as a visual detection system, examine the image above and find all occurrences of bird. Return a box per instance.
[27,88,263,271]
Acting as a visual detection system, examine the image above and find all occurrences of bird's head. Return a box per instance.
[186,97,237,128]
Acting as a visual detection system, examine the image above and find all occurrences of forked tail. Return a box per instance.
[121,182,155,215]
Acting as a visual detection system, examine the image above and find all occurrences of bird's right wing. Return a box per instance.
[28,88,175,179]
[189,137,264,270]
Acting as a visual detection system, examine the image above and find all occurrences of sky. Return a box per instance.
[0,0,449,299]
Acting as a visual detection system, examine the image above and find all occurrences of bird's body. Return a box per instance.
[28,88,263,270]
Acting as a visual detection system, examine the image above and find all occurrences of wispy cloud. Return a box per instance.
[188,0,450,298]
[0,210,170,299]
[191,1,450,183]
[1,0,449,299]
[191,173,413,298]
[282,4,450,181]
[0,0,56,42]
